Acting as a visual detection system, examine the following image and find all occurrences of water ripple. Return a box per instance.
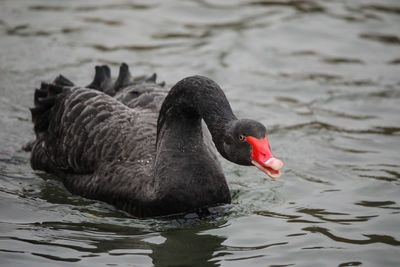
[29,3,156,12]
[361,4,400,15]
[6,24,81,37]
[274,121,400,136]
[246,0,325,13]
[297,208,377,225]
[355,200,400,210]
[303,226,400,246]
[360,33,400,45]
[88,43,184,52]
[83,17,123,26]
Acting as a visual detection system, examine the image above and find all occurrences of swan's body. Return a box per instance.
[28,64,283,217]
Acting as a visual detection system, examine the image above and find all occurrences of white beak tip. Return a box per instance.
[264,158,284,170]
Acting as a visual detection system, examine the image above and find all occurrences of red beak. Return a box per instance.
[246,136,284,179]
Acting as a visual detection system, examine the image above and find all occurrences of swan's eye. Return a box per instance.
[239,134,245,142]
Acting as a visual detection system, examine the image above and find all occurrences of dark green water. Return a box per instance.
[1,0,399,266]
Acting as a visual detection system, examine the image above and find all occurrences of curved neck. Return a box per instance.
[156,76,237,155]
[152,76,234,211]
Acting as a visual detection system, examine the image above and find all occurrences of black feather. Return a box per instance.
[34,89,47,105]
[101,65,111,78]
[114,63,133,92]
[37,95,56,108]
[53,75,74,87]
[40,82,50,91]
[86,66,106,90]
[86,65,113,94]
[146,73,157,83]
[47,84,64,96]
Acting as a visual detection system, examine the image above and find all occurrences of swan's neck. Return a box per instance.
[152,76,233,211]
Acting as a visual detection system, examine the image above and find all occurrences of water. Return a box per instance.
[1,0,399,266]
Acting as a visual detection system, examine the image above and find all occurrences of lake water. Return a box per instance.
[1,0,399,266]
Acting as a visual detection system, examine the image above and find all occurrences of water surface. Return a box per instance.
[1,0,399,266]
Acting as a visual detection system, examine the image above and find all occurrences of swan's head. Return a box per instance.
[224,119,284,179]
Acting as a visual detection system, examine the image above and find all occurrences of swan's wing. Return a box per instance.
[30,80,157,175]
[30,77,160,216]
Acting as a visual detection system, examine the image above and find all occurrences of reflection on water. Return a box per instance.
[150,229,226,267]
[1,0,400,266]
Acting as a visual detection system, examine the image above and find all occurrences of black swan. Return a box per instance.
[27,63,283,217]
